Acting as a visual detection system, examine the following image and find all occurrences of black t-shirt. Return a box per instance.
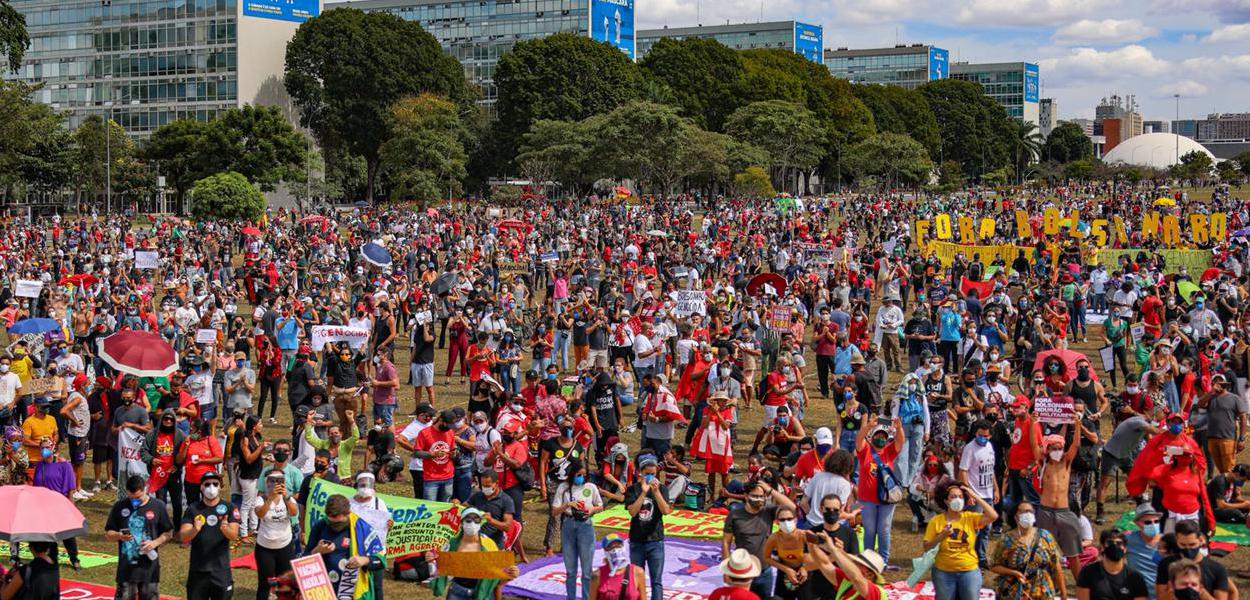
[105,496,174,583]
[235,433,263,480]
[367,428,395,459]
[587,385,619,430]
[287,360,317,405]
[623,482,665,543]
[821,524,859,555]
[467,491,515,544]
[1155,556,1231,596]
[541,438,583,483]
[1077,561,1149,600]
[327,352,362,388]
[181,500,240,587]
[412,322,435,365]
[16,557,59,600]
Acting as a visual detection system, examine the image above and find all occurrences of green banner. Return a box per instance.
[1114,511,1250,546]
[304,478,461,559]
[0,541,117,570]
[1096,249,1213,275]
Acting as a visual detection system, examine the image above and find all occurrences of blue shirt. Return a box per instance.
[833,345,861,376]
[276,317,300,351]
[1126,531,1160,599]
[938,310,963,342]
[980,324,1004,350]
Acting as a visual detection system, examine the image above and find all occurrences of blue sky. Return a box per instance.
[638,0,1250,123]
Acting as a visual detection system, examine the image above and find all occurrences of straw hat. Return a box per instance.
[720,548,761,579]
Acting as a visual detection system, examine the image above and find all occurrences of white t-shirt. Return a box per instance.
[959,441,997,501]
[632,335,656,369]
[399,420,430,471]
[255,496,294,550]
[803,472,854,527]
[0,372,22,410]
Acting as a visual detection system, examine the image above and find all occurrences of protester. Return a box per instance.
[106,475,174,600]
[306,494,387,600]
[989,501,1065,600]
[254,469,298,600]
[180,471,240,600]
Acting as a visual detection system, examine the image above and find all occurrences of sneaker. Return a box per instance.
[268,417,278,425]
[89,482,101,494]
[71,490,89,501]
[884,565,902,573]
[104,480,118,491]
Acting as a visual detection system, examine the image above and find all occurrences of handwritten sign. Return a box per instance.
[135,251,159,270]
[436,551,517,581]
[670,290,706,318]
[540,251,559,264]
[291,555,335,600]
[1129,322,1145,343]
[768,306,793,331]
[23,377,60,397]
[14,279,42,298]
[1033,395,1076,425]
[310,325,369,351]
[195,329,218,345]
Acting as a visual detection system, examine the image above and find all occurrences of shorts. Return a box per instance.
[200,402,218,422]
[411,362,435,387]
[1099,450,1134,477]
[68,435,88,466]
[1036,506,1082,557]
[588,349,609,369]
[92,445,113,465]
[763,404,781,422]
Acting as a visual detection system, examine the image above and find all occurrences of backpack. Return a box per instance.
[871,450,905,504]
[682,481,707,511]
[897,391,924,426]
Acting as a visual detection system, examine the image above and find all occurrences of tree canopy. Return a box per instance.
[1041,122,1093,163]
[379,93,469,203]
[725,100,827,193]
[191,171,267,221]
[845,132,934,188]
[918,79,1016,180]
[0,0,28,73]
[639,38,745,132]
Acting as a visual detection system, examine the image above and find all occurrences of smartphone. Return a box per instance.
[803,531,826,545]
[877,416,891,427]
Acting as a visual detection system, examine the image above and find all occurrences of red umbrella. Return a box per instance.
[98,330,179,377]
[299,215,329,225]
[1200,267,1225,283]
[241,226,263,237]
[59,273,98,288]
[0,485,88,542]
[1033,348,1099,383]
[746,273,787,298]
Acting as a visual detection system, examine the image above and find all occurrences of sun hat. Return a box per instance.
[720,548,761,579]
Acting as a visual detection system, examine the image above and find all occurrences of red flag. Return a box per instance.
[960,277,995,300]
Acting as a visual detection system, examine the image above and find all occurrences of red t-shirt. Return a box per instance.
[416,426,456,482]
[708,587,761,600]
[1007,417,1043,471]
[764,373,789,407]
[856,443,901,504]
[1141,295,1164,334]
[793,449,824,481]
[183,436,223,484]
[496,440,530,490]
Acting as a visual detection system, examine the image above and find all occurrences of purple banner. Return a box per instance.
[503,539,724,600]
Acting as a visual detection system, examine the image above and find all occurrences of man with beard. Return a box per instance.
[307,494,387,600]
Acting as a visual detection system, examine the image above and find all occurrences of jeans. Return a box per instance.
[630,539,665,600]
[932,568,982,600]
[1004,470,1041,526]
[453,469,473,503]
[447,582,477,600]
[749,568,776,600]
[372,404,395,428]
[424,479,453,503]
[897,422,926,487]
[861,501,896,563]
[554,330,571,371]
[561,518,596,600]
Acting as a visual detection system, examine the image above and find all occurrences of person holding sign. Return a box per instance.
[306,494,387,600]
[429,507,520,600]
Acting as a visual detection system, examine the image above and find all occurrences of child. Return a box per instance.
[692,391,735,500]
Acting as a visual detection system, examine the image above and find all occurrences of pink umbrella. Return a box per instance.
[98,330,179,377]
[298,215,329,225]
[1033,348,1099,384]
[0,485,88,542]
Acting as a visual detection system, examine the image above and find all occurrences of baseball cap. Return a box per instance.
[815,427,834,445]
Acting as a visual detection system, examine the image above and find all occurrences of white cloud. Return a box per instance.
[1153,0,1250,23]
[955,0,1117,27]
[1204,23,1250,43]
[1052,19,1158,45]
[1180,54,1250,79]
[1155,80,1210,98]
[1038,45,1170,82]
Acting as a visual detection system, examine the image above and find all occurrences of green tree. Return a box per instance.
[937,160,964,189]
[0,81,73,196]
[515,119,594,197]
[284,7,471,201]
[495,33,643,166]
[1217,160,1242,183]
[1172,150,1214,181]
[725,100,826,193]
[141,119,216,210]
[0,0,28,73]
[379,93,468,203]
[1041,122,1093,163]
[205,105,308,192]
[918,79,1016,179]
[844,133,933,188]
[1011,121,1044,184]
[1063,159,1096,181]
[191,171,266,221]
[982,167,1010,187]
[1231,151,1250,177]
[588,101,703,198]
[639,38,745,131]
[851,84,941,158]
[72,115,136,208]
[734,166,775,199]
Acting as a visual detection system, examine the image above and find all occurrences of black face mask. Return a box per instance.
[315,462,329,473]
[1102,543,1126,561]
[823,509,840,525]
[160,422,175,432]
[437,424,450,432]
[273,451,290,463]
[1174,589,1201,600]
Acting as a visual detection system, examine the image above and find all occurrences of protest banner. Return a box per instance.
[670,290,706,318]
[305,479,459,559]
[310,325,370,351]
[505,539,726,600]
[1098,346,1116,373]
[291,555,336,600]
[22,376,60,397]
[60,579,178,600]
[436,551,516,581]
[14,279,42,298]
[768,305,793,331]
[925,241,1031,269]
[540,251,559,263]
[1033,395,1076,425]
[593,505,727,538]
[135,250,160,270]
[1096,249,1213,275]
[499,259,529,278]
[1129,322,1145,344]
[794,242,835,265]
[195,328,218,345]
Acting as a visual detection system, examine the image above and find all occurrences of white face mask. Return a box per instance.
[0,365,8,373]
[474,422,488,433]
[202,484,220,500]
[461,521,481,537]
[1049,450,1064,462]
[948,497,966,512]
[356,486,375,499]
[480,486,495,496]
[1017,512,1036,529]
[779,519,797,533]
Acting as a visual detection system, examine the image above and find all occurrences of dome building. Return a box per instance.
[1102,132,1217,170]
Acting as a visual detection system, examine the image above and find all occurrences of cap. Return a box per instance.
[33,396,50,406]
[1012,395,1031,409]
[602,533,626,549]
[439,409,459,424]
[234,351,247,361]
[986,364,1002,373]
[849,550,887,583]
[460,507,484,521]
[850,354,865,366]
[1133,504,1162,521]
[638,454,658,469]
[814,427,834,445]
[200,471,223,485]
[416,404,437,417]
[1212,373,1229,385]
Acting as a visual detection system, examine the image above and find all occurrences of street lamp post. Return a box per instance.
[104,103,113,214]
[1174,94,1180,166]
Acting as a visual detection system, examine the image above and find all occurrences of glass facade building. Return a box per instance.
[337,0,636,107]
[8,0,317,136]
[636,21,823,64]
[951,61,1040,125]
[824,44,948,89]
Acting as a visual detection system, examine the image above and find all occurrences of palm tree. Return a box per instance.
[1012,121,1044,185]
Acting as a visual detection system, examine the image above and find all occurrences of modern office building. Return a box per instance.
[1039,98,1057,138]
[823,44,948,89]
[950,61,1040,125]
[338,0,635,107]
[1063,118,1095,137]
[1143,120,1168,134]
[1196,113,1250,141]
[7,0,322,135]
[1172,119,1199,140]
[637,20,823,64]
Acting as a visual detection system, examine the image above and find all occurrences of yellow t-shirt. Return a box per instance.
[924,511,982,573]
[22,414,58,464]
[9,356,33,386]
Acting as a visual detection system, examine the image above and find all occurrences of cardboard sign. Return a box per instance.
[437,551,517,581]
[134,251,159,270]
[310,325,370,350]
[1129,322,1145,343]
[1098,345,1116,373]
[540,251,559,263]
[1033,395,1076,425]
[14,279,42,298]
[23,377,60,397]
[670,290,706,318]
[290,555,336,600]
[195,329,218,345]
[768,305,793,331]
[498,260,529,277]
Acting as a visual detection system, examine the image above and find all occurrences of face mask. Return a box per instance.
[1017,512,1036,528]
[511,403,524,413]
[356,486,375,498]
[1142,523,1161,538]
[315,462,329,473]
[975,435,989,446]
[562,427,575,439]
[781,367,791,375]
[608,548,630,570]
[1127,385,1140,394]
[10,442,20,453]
[573,475,586,486]
[779,519,797,533]
[40,448,53,461]
[948,497,965,512]
[747,496,766,508]
[872,437,888,449]
[718,367,730,378]
[1180,547,1203,560]
[823,509,840,525]
[202,484,220,500]
[844,391,855,401]
[1076,367,1090,381]
[0,365,9,373]
[777,416,789,427]
[1103,542,1126,561]
[1179,365,1191,374]
[437,423,450,432]
[816,443,832,455]
[273,450,290,463]
[986,374,999,383]
[1169,423,1184,435]
[481,485,495,496]
[1049,450,1064,462]
[1174,588,1201,600]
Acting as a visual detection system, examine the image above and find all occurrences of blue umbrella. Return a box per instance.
[361,243,393,268]
[8,318,61,335]
[1232,227,1250,238]
[354,200,370,208]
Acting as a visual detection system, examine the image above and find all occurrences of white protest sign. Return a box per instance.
[310,325,370,350]
[1129,323,1145,343]
[670,290,706,318]
[135,251,160,270]
[195,329,218,345]
[1033,395,1076,425]
[795,242,835,265]
[14,279,42,299]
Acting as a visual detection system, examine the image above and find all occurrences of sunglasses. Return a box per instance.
[1139,519,1160,525]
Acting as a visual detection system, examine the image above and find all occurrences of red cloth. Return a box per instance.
[960,277,995,299]
[1147,462,1215,527]
[1126,432,1206,497]
[1007,417,1043,471]
[416,427,456,482]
